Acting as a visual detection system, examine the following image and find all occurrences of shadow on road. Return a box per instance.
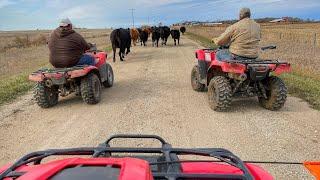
[50,76,155,109]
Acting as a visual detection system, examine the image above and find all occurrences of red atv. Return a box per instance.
[29,47,114,108]
[191,46,291,111]
[0,134,318,180]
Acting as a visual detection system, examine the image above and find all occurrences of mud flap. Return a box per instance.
[198,60,208,83]
[98,63,108,83]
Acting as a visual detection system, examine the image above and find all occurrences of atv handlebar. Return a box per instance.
[86,42,103,53]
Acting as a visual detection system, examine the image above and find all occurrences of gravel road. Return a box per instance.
[0,36,319,179]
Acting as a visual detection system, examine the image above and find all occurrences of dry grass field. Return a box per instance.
[186,22,320,109]
[0,29,111,104]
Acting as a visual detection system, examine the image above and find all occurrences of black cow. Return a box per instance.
[139,29,148,46]
[137,28,142,38]
[170,30,180,46]
[151,27,160,47]
[180,26,186,34]
[110,28,131,62]
[159,26,170,46]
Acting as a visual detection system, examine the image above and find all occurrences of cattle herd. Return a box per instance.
[110,26,187,62]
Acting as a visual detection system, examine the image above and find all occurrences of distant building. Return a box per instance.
[203,22,223,26]
[270,17,289,23]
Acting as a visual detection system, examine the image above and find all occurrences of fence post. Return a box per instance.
[314,33,317,47]
[26,34,30,46]
[279,32,282,40]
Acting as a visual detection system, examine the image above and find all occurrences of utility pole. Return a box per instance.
[129,8,135,28]
[148,16,150,25]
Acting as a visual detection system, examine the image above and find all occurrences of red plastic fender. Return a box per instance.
[94,52,107,68]
[210,60,247,74]
[273,63,291,75]
[196,49,206,61]
[28,73,45,82]
[68,66,98,78]
[181,162,273,180]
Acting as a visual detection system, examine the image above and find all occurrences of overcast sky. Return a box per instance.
[1,0,320,30]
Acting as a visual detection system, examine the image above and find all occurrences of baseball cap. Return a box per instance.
[59,18,72,27]
[239,8,251,18]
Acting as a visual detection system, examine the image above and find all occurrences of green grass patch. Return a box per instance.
[185,32,218,49]
[104,46,112,52]
[186,32,320,110]
[0,74,34,105]
[281,73,320,110]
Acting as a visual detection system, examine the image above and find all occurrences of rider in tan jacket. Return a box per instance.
[212,8,261,60]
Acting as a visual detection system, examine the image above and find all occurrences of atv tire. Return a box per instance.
[258,76,287,111]
[191,65,205,92]
[81,73,101,104]
[208,76,232,112]
[34,83,58,108]
[102,63,114,88]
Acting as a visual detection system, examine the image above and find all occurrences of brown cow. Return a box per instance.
[130,28,140,46]
[144,27,152,37]
[141,25,152,37]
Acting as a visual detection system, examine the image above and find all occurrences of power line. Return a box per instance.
[129,8,135,28]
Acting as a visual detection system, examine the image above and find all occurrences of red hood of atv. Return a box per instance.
[182,162,273,180]
[0,157,273,180]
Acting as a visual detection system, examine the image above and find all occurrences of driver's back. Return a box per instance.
[215,18,261,59]
[48,27,90,68]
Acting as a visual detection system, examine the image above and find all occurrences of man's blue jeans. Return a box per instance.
[215,49,233,61]
[216,49,257,61]
[77,54,95,66]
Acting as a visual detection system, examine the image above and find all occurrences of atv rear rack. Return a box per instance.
[200,47,290,65]
[31,65,88,75]
[0,134,254,180]
[223,59,290,65]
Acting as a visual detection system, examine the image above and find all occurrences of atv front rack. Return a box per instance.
[0,134,255,180]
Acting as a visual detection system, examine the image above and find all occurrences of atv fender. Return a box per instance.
[68,66,99,79]
[272,63,291,75]
[210,61,246,74]
[29,73,45,82]
[94,52,107,68]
